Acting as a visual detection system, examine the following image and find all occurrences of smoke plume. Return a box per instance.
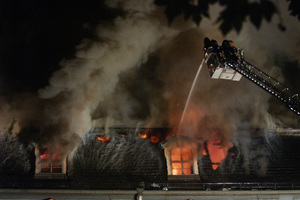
[37,0,178,152]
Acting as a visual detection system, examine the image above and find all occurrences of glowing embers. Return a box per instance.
[139,131,162,144]
[204,137,233,170]
[150,136,159,143]
[139,132,148,139]
[97,136,111,142]
[171,147,193,175]
[38,151,63,173]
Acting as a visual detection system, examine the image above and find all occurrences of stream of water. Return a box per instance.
[177,58,206,134]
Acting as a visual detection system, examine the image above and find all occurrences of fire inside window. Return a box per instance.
[38,151,64,173]
[170,147,193,175]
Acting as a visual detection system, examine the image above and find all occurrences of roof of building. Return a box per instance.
[1,128,300,191]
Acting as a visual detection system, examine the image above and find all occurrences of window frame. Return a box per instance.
[170,147,194,175]
[162,136,200,181]
[35,147,67,177]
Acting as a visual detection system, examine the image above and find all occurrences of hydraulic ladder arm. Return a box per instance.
[203,37,300,116]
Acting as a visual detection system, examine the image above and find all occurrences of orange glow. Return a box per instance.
[52,153,61,159]
[40,154,47,159]
[183,162,192,174]
[150,136,159,143]
[97,136,111,142]
[40,152,62,160]
[171,148,181,161]
[172,169,178,175]
[212,164,219,170]
[206,136,232,170]
[172,163,182,175]
[171,147,193,175]
[172,168,180,175]
[139,133,148,139]
[38,151,63,173]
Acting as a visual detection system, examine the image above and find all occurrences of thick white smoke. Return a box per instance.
[37,0,299,148]
[36,0,180,148]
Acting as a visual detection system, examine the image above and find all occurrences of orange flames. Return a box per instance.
[170,106,234,171]
[40,151,62,160]
[150,136,159,143]
[97,136,111,142]
[139,133,148,139]
[139,132,161,143]
[38,150,63,173]
[205,136,233,170]
[40,154,47,159]
[95,132,161,144]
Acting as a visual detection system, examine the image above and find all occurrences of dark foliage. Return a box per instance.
[155,0,216,26]
[155,0,299,35]
[217,0,276,34]
[288,0,300,20]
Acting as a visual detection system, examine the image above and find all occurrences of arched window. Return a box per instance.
[162,136,200,181]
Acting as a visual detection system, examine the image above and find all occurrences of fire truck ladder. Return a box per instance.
[205,47,300,116]
[227,59,300,116]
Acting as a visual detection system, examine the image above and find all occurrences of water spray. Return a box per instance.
[177,58,205,134]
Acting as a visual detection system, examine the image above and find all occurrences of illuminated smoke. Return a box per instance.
[0,0,178,155]
[146,1,299,174]
[35,0,179,152]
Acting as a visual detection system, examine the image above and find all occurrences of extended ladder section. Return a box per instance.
[203,37,300,116]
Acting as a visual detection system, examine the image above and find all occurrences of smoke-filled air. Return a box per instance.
[0,0,299,174]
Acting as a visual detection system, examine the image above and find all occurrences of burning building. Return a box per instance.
[1,0,300,199]
[1,127,300,200]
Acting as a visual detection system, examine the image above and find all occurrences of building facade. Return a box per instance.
[1,128,300,200]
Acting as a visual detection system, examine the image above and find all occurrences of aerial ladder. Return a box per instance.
[203,37,300,116]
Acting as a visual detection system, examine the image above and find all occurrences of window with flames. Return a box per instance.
[170,147,193,175]
[39,152,63,173]
[35,148,66,175]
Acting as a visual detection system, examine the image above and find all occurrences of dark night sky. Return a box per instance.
[1,1,299,94]
[0,0,118,93]
[1,1,299,93]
